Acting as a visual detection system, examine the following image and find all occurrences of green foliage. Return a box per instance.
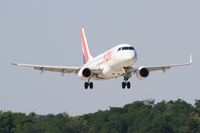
[1,99,200,133]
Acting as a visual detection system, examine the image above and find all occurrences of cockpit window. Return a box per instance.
[122,47,129,50]
[129,47,134,50]
[118,47,134,51]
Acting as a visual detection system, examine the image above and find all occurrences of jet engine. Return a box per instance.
[136,67,150,80]
[78,68,92,79]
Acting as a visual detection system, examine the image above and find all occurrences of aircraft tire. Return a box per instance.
[127,82,131,89]
[89,82,93,89]
[84,82,89,89]
[122,82,126,89]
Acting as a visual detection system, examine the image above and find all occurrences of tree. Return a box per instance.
[1,99,200,133]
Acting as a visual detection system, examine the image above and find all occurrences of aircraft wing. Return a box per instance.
[12,63,81,74]
[128,54,192,73]
[144,54,192,72]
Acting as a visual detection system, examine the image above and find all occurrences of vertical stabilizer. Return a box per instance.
[81,28,93,64]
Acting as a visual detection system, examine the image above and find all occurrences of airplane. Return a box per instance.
[12,28,192,89]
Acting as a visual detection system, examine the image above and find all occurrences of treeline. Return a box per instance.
[1,99,200,133]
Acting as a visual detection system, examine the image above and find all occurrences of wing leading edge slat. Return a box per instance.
[12,63,81,74]
[127,53,192,73]
[12,63,103,75]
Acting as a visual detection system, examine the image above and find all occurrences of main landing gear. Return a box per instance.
[84,81,93,89]
[122,77,131,89]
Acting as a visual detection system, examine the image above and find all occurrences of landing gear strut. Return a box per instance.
[122,76,131,89]
[84,80,93,89]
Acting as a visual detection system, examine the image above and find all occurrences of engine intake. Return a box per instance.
[136,67,150,80]
[82,68,91,78]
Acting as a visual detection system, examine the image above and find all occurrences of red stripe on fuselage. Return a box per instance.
[81,29,89,63]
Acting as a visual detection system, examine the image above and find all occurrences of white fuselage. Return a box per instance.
[80,44,137,80]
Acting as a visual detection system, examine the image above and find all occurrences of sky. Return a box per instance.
[0,0,199,116]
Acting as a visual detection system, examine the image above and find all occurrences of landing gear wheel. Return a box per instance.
[127,82,131,89]
[89,82,93,89]
[84,81,94,89]
[122,82,126,89]
[122,74,132,89]
[84,82,89,89]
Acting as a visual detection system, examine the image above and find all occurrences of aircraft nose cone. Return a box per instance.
[128,51,136,59]
[133,50,137,60]
[126,50,137,63]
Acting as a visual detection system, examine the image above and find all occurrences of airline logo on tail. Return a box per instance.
[81,28,93,64]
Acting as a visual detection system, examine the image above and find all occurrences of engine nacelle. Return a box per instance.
[78,68,92,80]
[136,67,150,80]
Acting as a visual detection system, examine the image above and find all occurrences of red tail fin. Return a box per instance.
[80,28,93,64]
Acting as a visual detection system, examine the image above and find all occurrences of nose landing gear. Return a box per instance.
[122,81,131,89]
[122,76,131,89]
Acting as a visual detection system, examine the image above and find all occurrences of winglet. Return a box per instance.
[189,53,192,64]
[11,63,17,66]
